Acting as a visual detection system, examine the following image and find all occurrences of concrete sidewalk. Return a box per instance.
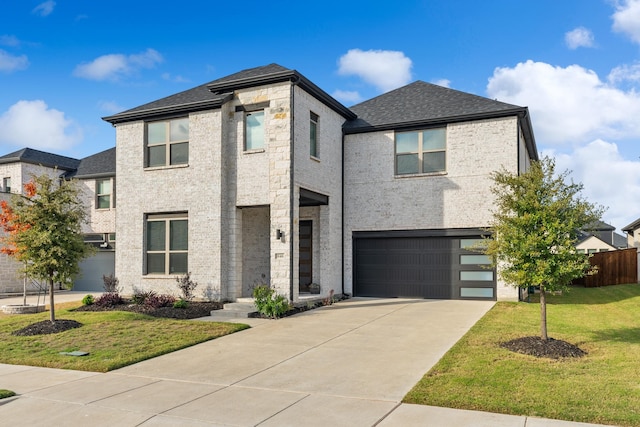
[0,297,615,426]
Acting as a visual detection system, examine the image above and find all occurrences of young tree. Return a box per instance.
[0,175,92,323]
[485,157,604,340]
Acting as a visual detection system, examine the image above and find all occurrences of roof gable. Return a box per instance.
[103,63,355,124]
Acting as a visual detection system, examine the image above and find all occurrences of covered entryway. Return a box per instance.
[353,229,495,300]
[74,251,115,292]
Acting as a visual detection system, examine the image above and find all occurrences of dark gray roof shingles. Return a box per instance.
[344,81,526,132]
[68,147,115,178]
[0,147,80,170]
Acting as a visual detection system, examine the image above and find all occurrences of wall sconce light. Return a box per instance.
[276,229,284,241]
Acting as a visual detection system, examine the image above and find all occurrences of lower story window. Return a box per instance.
[145,213,188,275]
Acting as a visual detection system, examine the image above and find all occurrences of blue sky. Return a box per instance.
[2,0,640,231]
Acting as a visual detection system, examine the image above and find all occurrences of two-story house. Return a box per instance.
[0,148,115,294]
[103,63,538,302]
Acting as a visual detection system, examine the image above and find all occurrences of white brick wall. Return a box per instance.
[344,116,523,301]
[76,177,116,234]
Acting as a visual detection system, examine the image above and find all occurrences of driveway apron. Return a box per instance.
[0,298,498,426]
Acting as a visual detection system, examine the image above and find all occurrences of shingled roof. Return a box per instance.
[67,147,115,179]
[103,63,355,124]
[0,147,80,171]
[343,81,538,160]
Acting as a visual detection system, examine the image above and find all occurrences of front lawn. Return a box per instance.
[0,302,248,372]
[404,284,640,427]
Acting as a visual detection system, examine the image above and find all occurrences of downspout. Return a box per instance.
[289,77,298,301]
[341,128,345,297]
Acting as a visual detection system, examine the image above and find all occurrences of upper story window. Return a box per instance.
[310,112,319,158]
[96,178,114,209]
[146,118,189,167]
[245,111,265,150]
[395,128,446,175]
[145,213,188,275]
[2,177,10,193]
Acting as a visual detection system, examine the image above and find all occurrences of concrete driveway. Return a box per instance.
[0,298,613,426]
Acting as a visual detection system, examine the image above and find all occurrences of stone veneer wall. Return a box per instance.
[292,86,346,300]
[343,116,524,301]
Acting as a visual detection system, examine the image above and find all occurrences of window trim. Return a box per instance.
[395,127,447,176]
[2,177,11,193]
[244,110,265,151]
[145,117,189,168]
[310,111,319,158]
[144,213,188,276]
[95,178,113,210]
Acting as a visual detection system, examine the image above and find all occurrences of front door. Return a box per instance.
[299,220,313,292]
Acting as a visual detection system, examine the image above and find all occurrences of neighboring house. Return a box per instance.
[622,217,640,248]
[102,63,538,302]
[0,147,115,294]
[67,148,117,291]
[576,220,627,254]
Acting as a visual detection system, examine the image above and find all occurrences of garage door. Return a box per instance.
[74,251,115,292]
[353,230,495,300]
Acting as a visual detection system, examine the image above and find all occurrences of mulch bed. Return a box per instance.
[12,319,83,336]
[10,301,225,336]
[74,301,223,319]
[500,336,587,359]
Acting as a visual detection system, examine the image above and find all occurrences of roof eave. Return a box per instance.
[208,70,357,120]
[0,157,78,171]
[102,95,233,124]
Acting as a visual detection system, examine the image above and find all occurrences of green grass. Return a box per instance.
[404,284,640,427]
[0,389,16,399]
[0,302,249,372]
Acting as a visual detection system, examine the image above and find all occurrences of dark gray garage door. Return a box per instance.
[354,230,495,300]
[74,251,115,292]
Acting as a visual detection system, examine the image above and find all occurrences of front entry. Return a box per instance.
[299,220,313,292]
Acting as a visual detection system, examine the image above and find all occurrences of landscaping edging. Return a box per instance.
[1,304,46,314]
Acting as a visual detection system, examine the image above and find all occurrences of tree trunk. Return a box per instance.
[49,278,55,323]
[540,287,548,341]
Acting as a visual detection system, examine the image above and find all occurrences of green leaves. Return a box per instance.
[486,157,604,294]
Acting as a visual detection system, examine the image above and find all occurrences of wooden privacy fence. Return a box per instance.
[573,248,638,287]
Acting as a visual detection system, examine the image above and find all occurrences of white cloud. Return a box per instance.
[608,62,640,84]
[0,100,82,150]
[331,90,362,104]
[73,48,163,81]
[0,35,20,47]
[0,49,28,72]
[612,0,640,44]
[337,49,412,92]
[432,79,451,88]
[32,1,55,17]
[565,27,595,49]
[545,140,640,230]
[487,60,640,144]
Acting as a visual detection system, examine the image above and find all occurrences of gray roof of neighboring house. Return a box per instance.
[103,63,355,124]
[613,232,628,248]
[67,147,116,179]
[0,147,80,171]
[343,81,538,161]
[585,220,616,231]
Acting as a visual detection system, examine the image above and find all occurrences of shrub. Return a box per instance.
[173,299,189,309]
[176,272,198,301]
[252,284,291,319]
[145,294,176,308]
[132,289,157,305]
[95,292,123,308]
[81,294,94,306]
[102,274,121,293]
